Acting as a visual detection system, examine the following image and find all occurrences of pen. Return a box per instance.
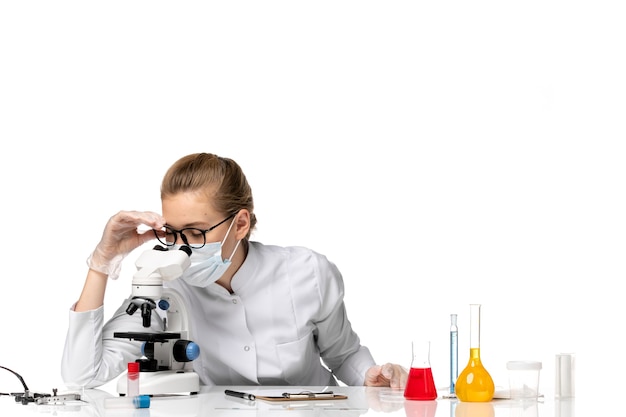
[282,391,334,399]
[225,390,256,401]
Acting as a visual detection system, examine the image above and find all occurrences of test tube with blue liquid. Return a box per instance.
[450,314,458,395]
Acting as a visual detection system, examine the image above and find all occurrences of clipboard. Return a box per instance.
[257,391,348,402]
[225,389,347,402]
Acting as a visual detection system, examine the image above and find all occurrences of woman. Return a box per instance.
[62,152,407,389]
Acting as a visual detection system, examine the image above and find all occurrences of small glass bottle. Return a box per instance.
[404,340,438,400]
[127,362,140,397]
[450,313,458,395]
[455,304,494,402]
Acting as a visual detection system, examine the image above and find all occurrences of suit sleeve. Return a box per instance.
[312,255,376,385]
[61,300,151,389]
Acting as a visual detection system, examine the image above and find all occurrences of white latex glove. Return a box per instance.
[364,363,408,389]
[86,210,166,279]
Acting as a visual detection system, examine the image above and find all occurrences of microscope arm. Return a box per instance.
[126,245,192,328]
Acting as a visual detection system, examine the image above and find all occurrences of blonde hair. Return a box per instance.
[161,153,257,240]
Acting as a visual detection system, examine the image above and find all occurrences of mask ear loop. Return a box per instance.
[226,239,241,262]
[221,215,241,261]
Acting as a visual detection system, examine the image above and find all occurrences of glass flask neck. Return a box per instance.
[411,340,432,368]
[469,304,482,349]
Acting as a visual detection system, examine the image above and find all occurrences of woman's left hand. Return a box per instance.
[364,363,408,389]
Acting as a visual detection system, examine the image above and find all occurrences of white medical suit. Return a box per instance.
[61,242,375,388]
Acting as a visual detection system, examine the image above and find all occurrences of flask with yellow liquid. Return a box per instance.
[455,304,494,402]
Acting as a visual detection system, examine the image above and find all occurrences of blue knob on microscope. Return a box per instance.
[173,340,201,362]
[186,342,200,361]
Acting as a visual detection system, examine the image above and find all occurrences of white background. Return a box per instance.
[0,1,624,402]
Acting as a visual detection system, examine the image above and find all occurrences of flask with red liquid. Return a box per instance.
[404,340,438,400]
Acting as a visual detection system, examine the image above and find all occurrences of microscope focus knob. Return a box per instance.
[173,340,200,362]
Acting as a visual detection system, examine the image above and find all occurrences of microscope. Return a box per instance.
[114,244,201,396]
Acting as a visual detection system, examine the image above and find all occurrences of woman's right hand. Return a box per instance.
[87,210,166,280]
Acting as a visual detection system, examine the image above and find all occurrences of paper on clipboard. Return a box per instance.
[239,389,347,402]
[256,394,348,402]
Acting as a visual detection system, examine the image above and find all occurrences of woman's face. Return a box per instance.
[161,190,250,288]
[161,191,233,247]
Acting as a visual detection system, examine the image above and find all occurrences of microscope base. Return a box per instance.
[117,370,200,396]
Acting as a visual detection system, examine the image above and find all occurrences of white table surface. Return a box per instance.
[0,384,584,417]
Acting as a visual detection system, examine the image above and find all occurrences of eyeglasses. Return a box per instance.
[152,214,235,249]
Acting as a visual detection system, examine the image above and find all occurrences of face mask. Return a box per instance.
[172,217,241,288]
